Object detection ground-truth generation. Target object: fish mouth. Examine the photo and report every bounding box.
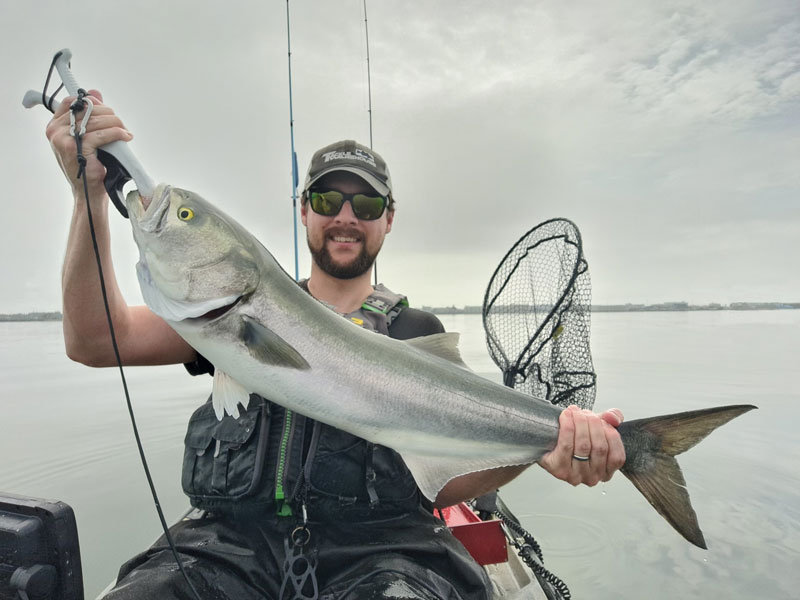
[129,185,171,233]
[192,295,245,322]
[141,186,172,233]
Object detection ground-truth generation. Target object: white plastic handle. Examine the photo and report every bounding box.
[53,49,80,96]
[22,48,156,202]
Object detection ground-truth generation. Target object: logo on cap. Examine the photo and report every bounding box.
[321,148,377,168]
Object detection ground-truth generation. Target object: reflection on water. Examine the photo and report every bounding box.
[2,312,799,599]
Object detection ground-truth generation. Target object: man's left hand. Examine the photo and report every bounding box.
[539,405,626,486]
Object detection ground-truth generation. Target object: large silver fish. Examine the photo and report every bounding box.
[127,184,754,549]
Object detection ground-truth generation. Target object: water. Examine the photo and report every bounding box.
[2,312,799,599]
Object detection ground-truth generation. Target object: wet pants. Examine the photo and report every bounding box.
[101,509,491,600]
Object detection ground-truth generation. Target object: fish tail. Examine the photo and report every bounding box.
[618,404,756,549]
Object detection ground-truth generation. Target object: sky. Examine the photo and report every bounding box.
[1,0,798,313]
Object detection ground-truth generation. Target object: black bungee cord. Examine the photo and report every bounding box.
[46,62,204,600]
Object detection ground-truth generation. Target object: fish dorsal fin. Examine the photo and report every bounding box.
[212,370,251,420]
[404,332,470,369]
[241,315,310,370]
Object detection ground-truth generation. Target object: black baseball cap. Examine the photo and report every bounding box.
[304,140,392,196]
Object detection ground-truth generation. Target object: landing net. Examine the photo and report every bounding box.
[482,218,595,409]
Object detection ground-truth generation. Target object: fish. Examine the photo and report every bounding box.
[126,184,755,549]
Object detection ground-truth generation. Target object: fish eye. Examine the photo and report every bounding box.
[177,207,195,221]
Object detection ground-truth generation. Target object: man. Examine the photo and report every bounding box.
[46,93,625,599]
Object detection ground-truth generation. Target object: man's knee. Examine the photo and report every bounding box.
[320,554,471,600]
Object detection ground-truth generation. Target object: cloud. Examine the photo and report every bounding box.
[1,0,798,312]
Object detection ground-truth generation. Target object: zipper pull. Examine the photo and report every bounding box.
[300,500,308,527]
[276,498,293,517]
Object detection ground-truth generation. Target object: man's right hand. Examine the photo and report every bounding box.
[45,90,133,201]
[49,91,196,368]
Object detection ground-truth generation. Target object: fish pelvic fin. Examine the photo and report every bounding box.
[212,370,251,420]
[241,315,310,370]
[619,404,757,549]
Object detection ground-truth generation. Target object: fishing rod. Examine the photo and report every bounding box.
[363,0,374,151]
[362,0,381,287]
[286,0,300,281]
[283,2,380,285]
[23,49,202,600]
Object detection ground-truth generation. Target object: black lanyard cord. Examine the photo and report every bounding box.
[42,52,65,113]
[70,93,203,600]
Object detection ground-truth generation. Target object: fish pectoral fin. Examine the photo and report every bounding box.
[240,315,310,370]
[212,370,252,420]
[404,333,470,369]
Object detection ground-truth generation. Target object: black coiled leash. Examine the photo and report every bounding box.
[493,508,572,600]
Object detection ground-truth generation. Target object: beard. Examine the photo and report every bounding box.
[307,228,380,279]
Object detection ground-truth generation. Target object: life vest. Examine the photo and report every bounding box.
[342,283,409,335]
[181,284,431,521]
[292,281,420,520]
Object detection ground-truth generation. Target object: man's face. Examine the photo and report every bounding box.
[301,171,394,279]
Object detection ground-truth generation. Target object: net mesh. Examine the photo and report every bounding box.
[482,218,595,409]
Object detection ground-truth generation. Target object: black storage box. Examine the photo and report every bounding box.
[0,493,83,600]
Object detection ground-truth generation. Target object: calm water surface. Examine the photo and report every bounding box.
[1,311,798,599]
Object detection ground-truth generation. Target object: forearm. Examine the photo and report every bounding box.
[61,190,130,365]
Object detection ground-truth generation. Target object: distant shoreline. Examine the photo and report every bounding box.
[424,302,800,314]
[0,312,63,322]
[3,302,799,322]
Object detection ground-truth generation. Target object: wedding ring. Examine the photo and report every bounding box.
[572,454,590,462]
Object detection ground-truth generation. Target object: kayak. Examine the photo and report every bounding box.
[440,500,564,600]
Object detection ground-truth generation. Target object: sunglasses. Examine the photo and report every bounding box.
[308,189,388,221]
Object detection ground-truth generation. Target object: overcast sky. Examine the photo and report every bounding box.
[2,0,798,313]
